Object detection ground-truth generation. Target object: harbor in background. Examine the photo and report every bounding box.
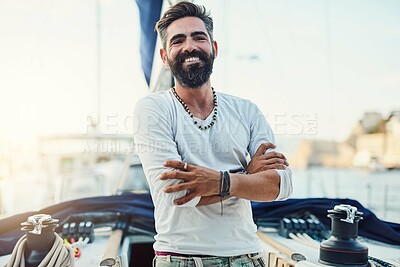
[292,167,400,223]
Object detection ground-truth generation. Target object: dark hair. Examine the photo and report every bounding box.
[155,1,213,49]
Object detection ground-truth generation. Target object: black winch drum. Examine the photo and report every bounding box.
[319,204,369,266]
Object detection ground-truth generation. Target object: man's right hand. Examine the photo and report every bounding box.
[160,160,221,205]
[246,142,289,173]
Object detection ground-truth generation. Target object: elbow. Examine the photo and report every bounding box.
[274,168,293,201]
[268,172,281,201]
[271,183,281,201]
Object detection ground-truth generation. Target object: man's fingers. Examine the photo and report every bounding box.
[259,152,286,160]
[261,154,289,165]
[163,160,185,169]
[260,158,287,166]
[160,170,193,181]
[261,163,287,170]
[275,163,287,170]
[253,159,288,170]
[163,160,193,171]
[164,181,194,193]
[254,142,276,157]
[173,191,197,205]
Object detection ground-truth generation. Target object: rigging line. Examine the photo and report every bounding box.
[220,0,231,92]
[95,0,101,129]
[281,0,297,67]
[324,0,341,192]
[9,0,57,71]
[253,0,287,86]
[278,0,297,114]
[324,0,335,135]
[252,0,289,114]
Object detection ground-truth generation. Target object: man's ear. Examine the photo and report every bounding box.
[212,40,218,59]
[160,48,170,68]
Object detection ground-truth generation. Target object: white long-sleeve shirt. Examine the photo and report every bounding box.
[133,89,292,256]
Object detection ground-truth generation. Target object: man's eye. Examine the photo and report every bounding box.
[171,40,183,45]
[195,37,206,41]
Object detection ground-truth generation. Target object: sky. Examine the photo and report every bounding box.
[203,0,400,141]
[0,0,399,148]
[0,0,399,218]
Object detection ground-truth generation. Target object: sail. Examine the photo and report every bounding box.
[135,0,163,86]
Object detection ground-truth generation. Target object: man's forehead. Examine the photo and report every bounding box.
[166,16,208,38]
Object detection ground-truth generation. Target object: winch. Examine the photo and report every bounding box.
[319,204,369,266]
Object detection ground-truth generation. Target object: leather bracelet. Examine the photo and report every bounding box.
[218,171,230,198]
[222,171,231,197]
[218,171,231,216]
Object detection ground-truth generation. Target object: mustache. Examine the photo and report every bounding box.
[175,50,208,63]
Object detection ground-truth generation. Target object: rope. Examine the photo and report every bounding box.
[5,233,75,267]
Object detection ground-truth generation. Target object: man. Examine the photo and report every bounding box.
[133,2,293,266]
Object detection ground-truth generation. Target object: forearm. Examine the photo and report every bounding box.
[230,170,281,202]
[161,160,292,206]
[200,170,282,205]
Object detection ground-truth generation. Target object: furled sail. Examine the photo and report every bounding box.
[135,0,163,86]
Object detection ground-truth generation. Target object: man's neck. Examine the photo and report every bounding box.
[174,81,215,120]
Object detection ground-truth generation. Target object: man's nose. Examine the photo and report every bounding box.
[183,39,197,52]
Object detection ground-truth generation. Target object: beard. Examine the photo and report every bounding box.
[167,49,214,89]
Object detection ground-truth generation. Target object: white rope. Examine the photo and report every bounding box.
[5,233,75,267]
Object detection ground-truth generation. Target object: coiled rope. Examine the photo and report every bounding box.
[5,214,74,267]
[5,233,74,267]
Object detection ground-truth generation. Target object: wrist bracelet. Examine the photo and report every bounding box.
[218,171,231,216]
[218,171,230,198]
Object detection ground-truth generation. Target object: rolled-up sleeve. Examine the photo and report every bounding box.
[133,96,200,207]
[247,101,293,201]
[275,168,293,200]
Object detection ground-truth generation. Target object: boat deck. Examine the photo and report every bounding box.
[1,229,398,267]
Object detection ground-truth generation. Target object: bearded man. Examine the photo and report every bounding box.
[133,2,293,266]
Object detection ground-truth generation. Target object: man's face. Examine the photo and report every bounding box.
[161,16,218,88]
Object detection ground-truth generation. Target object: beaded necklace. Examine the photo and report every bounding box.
[172,87,218,130]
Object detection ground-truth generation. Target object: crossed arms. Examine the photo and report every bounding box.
[133,96,293,207]
[161,142,291,206]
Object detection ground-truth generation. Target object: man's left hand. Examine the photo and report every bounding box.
[247,142,289,173]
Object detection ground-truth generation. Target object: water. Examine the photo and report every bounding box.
[292,167,400,223]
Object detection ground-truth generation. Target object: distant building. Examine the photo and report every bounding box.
[386,111,400,135]
[290,111,400,170]
[289,140,354,169]
[351,111,400,169]
[347,112,386,148]
[384,111,400,169]
[353,133,385,169]
[359,112,386,134]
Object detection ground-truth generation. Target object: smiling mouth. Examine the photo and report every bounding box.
[185,57,200,63]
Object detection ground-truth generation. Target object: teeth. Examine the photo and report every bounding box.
[185,57,200,62]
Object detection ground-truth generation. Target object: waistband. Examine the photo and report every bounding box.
[154,251,262,259]
[155,251,215,258]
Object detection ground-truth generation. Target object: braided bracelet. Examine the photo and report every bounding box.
[218,171,231,216]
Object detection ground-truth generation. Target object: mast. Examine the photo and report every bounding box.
[93,0,101,131]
